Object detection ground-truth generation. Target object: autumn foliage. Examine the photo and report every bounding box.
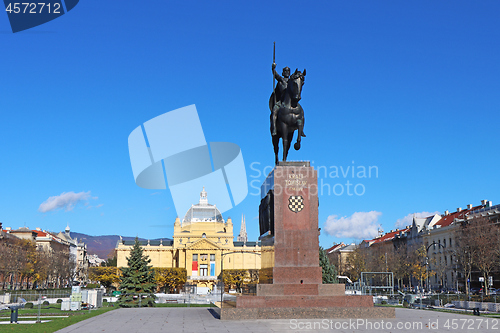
[153,268,187,293]
[88,267,120,289]
[222,269,259,292]
[0,238,74,289]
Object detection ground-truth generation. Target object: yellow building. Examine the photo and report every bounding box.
[116,188,261,292]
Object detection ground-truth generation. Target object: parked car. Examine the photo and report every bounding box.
[470,287,480,295]
[487,288,498,295]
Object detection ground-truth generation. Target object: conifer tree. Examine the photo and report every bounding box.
[320,246,338,284]
[118,238,156,307]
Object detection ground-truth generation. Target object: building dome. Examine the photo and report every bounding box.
[182,187,224,223]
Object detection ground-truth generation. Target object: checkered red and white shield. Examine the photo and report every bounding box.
[288,195,304,213]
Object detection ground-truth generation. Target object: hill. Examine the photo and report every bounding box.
[70,232,171,259]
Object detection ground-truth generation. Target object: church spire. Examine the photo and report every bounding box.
[237,214,248,243]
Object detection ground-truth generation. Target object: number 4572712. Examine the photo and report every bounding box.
[5,3,61,14]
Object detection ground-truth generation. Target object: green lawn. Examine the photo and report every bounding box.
[0,304,117,333]
[1,304,74,317]
[0,302,212,332]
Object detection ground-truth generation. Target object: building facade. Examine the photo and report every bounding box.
[56,226,89,283]
[1,225,89,288]
[326,242,356,276]
[116,189,261,293]
[357,199,497,292]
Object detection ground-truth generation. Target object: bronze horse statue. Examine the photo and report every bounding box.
[269,69,306,164]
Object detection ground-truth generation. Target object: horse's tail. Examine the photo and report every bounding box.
[269,92,276,112]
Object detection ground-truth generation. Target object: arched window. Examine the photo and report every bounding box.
[202,233,206,238]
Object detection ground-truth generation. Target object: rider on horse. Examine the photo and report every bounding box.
[271,63,306,137]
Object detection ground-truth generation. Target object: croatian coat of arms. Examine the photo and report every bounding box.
[288,195,304,213]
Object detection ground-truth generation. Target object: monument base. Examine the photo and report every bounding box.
[228,163,394,320]
[215,303,395,320]
[257,283,344,296]
[214,283,395,320]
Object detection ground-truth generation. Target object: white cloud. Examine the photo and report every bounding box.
[323,211,382,239]
[38,191,96,213]
[395,211,440,228]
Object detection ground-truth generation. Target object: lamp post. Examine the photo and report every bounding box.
[426,241,446,293]
[425,256,429,294]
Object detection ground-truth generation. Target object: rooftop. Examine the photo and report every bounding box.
[182,188,223,224]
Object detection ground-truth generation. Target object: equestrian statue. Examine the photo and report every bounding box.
[269,45,306,164]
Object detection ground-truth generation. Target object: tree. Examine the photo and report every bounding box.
[89,267,120,290]
[153,268,187,293]
[102,257,117,267]
[17,240,35,288]
[222,269,247,292]
[455,228,474,294]
[33,248,50,288]
[221,269,259,292]
[387,248,409,290]
[117,238,156,307]
[0,239,19,289]
[411,245,434,290]
[103,249,117,267]
[319,246,338,284]
[456,217,500,295]
[345,247,366,282]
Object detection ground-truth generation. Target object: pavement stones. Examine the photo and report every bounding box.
[54,307,500,332]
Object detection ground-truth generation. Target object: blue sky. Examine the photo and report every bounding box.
[1,1,499,249]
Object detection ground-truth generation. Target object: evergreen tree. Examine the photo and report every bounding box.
[319,246,338,284]
[118,238,156,307]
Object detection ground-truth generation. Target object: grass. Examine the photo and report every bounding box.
[0,304,75,317]
[0,304,117,333]
[0,302,212,332]
[0,303,210,333]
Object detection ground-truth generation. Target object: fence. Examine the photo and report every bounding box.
[0,290,71,304]
[155,292,222,305]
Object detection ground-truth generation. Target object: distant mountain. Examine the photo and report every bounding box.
[70,232,171,260]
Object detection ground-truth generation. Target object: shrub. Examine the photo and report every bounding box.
[86,283,100,289]
[42,301,50,306]
[57,299,63,304]
[381,300,387,305]
[403,301,409,308]
[103,299,108,303]
[25,302,34,308]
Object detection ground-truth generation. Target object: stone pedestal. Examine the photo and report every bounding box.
[259,162,321,286]
[216,162,394,320]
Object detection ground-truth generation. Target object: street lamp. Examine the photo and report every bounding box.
[426,241,446,293]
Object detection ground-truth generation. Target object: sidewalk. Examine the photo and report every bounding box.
[55,307,500,332]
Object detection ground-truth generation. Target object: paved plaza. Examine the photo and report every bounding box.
[54,307,500,333]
